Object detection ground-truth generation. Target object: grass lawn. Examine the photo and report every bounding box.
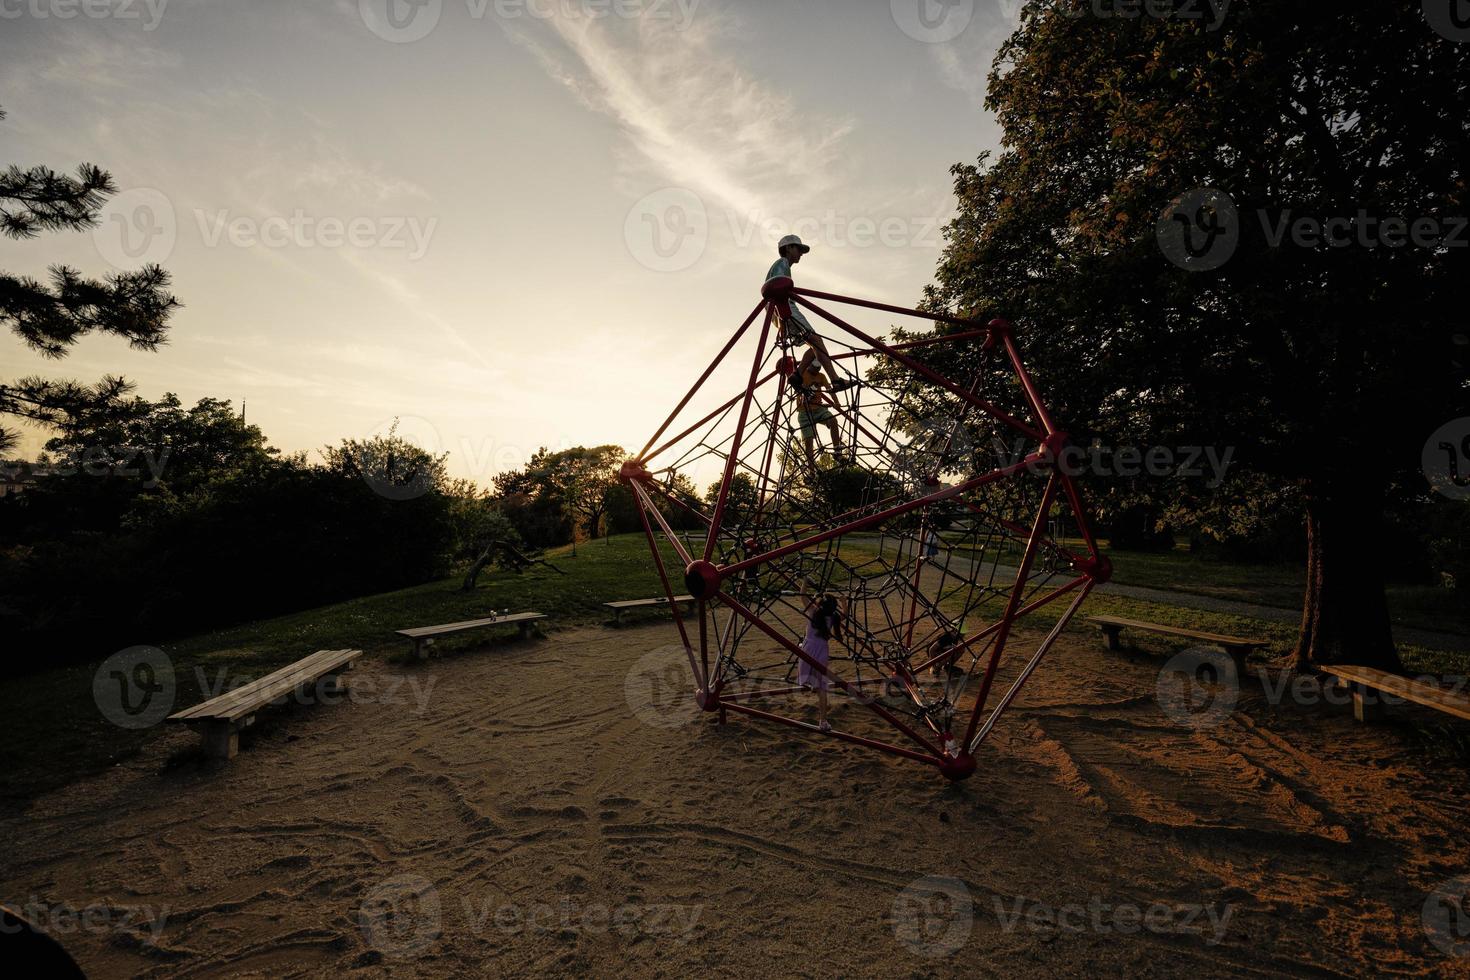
[2,532,1465,811]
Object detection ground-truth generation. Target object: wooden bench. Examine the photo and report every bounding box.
[168,648,362,760]
[1089,615,1268,670]
[604,595,695,625]
[396,612,546,660]
[1318,663,1470,724]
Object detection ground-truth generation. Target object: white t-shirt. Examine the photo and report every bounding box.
[765,257,813,332]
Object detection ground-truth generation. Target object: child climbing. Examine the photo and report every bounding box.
[799,591,844,733]
[927,629,966,678]
[791,348,846,468]
[765,235,857,393]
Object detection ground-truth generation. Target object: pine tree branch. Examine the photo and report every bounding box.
[0,265,179,358]
[0,162,115,239]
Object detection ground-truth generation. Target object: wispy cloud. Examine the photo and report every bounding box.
[926,3,1018,105]
[502,9,854,249]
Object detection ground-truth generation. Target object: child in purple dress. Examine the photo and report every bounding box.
[800,594,842,732]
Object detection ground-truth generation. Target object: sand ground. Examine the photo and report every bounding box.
[4,623,1470,978]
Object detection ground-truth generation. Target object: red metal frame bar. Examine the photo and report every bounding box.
[794,293,1043,440]
[638,300,766,461]
[704,308,774,561]
[720,700,942,768]
[721,452,1044,580]
[793,287,983,330]
[969,583,1093,751]
[961,473,1059,748]
[641,365,783,469]
[624,285,1106,779]
[716,589,946,760]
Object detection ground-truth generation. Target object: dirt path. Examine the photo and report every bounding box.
[3,625,1469,977]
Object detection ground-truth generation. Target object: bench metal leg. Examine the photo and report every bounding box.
[414,638,431,661]
[518,622,533,640]
[1099,625,1123,652]
[202,721,239,760]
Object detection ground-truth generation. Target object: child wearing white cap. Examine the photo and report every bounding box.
[764,234,856,393]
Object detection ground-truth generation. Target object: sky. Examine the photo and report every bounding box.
[1,0,1017,486]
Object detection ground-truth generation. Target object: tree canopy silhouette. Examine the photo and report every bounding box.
[0,105,180,454]
[926,1,1469,669]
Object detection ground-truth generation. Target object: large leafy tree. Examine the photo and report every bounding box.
[41,393,274,497]
[0,105,180,453]
[927,1,1469,669]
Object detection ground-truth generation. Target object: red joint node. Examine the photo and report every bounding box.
[778,356,798,377]
[1076,555,1113,584]
[684,560,722,600]
[696,688,721,712]
[761,276,794,301]
[1041,431,1069,463]
[619,460,650,484]
[983,318,1013,351]
[939,752,976,781]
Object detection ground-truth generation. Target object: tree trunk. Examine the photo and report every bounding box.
[460,545,494,592]
[1295,481,1402,671]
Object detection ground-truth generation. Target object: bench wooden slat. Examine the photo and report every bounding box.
[604,596,694,611]
[1088,615,1266,649]
[169,648,356,721]
[396,613,545,640]
[169,649,362,724]
[1319,664,1470,723]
